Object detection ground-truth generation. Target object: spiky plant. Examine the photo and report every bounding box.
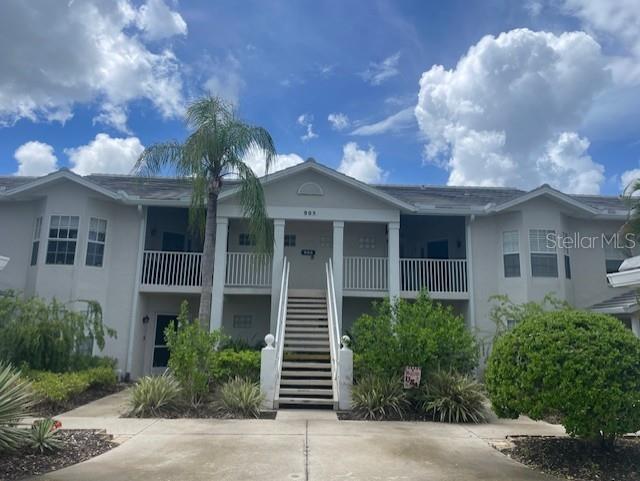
[351,376,409,421]
[0,362,33,452]
[129,372,182,417]
[28,418,64,453]
[420,370,488,424]
[135,96,276,322]
[216,377,263,418]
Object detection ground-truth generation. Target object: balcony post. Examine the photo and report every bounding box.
[465,215,476,331]
[388,221,400,301]
[210,216,229,332]
[270,219,286,333]
[332,221,344,331]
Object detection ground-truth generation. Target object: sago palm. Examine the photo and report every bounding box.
[135,96,275,323]
[0,362,33,452]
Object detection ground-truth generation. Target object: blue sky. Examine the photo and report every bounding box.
[0,0,639,195]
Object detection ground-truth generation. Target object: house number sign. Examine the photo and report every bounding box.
[303,210,317,216]
[301,249,316,259]
[403,366,422,389]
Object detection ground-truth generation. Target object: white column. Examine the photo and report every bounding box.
[332,221,344,330]
[465,215,476,331]
[125,205,146,378]
[338,343,353,410]
[210,217,228,331]
[388,221,400,301]
[260,334,277,409]
[632,314,640,338]
[270,219,286,333]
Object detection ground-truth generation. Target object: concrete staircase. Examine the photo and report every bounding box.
[276,295,336,408]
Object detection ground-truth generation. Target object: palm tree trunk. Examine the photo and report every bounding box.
[198,183,219,325]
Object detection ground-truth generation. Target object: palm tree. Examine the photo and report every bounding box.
[624,179,640,235]
[135,96,275,323]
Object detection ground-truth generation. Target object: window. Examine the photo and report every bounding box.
[238,233,256,246]
[30,217,42,266]
[529,229,558,277]
[359,236,376,249]
[46,215,79,265]
[86,218,107,267]
[284,234,296,247]
[502,231,520,278]
[507,319,518,329]
[604,242,626,274]
[233,314,252,329]
[564,255,572,279]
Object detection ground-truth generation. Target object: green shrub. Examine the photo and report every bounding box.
[485,310,640,446]
[129,372,182,417]
[28,366,115,403]
[164,301,224,407]
[216,377,263,418]
[80,366,117,388]
[351,376,409,420]
[28,418,63,453]
[0,363,34,452]
[0,292,116,372]
[211,349,260,383]
[419,370,488,424]
[352,293,478,379]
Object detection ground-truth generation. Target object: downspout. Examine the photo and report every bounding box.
[125,205,147,379]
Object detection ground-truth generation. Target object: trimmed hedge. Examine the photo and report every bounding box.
[211,349,260,383]
[28,367,117,403]
[485,310,640,445]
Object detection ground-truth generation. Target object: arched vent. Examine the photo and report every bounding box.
[297,182,324,196]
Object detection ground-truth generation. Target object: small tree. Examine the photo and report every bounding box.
[352,293,478,379]
[485,310,640,448]
[164,301,224,407]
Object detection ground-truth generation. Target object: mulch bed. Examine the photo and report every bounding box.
[501,436,640,481]
[34,383,128,418]
[0,430,117,481]
[122,401,277,420]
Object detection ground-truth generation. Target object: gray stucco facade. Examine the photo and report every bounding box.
[0,160,633,377]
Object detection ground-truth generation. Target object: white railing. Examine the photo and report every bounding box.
[400,258,468,293]
[344,256,388,291]
[225,252,272,287]
[141,250,202,287]
[325,259,340,406]
[274,258,290,405]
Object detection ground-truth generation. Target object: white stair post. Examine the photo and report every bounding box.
[338,337,353,410]
[270,219,286,334]
[260,334,277,409]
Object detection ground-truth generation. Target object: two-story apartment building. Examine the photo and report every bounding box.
[0,159,633,383]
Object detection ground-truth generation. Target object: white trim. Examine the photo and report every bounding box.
[126,206,146,376]
[465,216,476,330]
[607,268,640,288]
[490,185,600,216]
[2,170,121,201]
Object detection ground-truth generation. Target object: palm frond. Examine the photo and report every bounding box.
[622,179,640,235]
[133,142,184,176]
[224,122,276,175]
[185,96,233,132]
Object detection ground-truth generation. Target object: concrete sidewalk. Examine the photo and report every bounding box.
[34,400,564,481]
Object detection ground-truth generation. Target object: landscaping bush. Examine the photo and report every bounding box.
[216,377,263,418]
[419,370,488,424]
[352,293,478,379]
[0,363,33,452]
[485,310,640,446]
[164,301,224,407]
[28,366,116,404]
[211,349,260,383]
[0,291,116,372]
[28,418,63,453]
[351,376,409,420]
[129,372,182,417]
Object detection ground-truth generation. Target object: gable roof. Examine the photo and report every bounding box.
[488,184,603,216]
[590,289,639,314]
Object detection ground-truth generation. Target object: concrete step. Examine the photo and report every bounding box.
[282,361,331,369]
[285,339,329,346]
[284,353,331,361]
[278,397,335,406]
[285,331,328,338]
[284,345,330,352]
[279,388,333,396]
[281,370,332,378]
[279,378,333,386]
[287,321,328,327]
[286,314,328,319]
[286,326,328,332]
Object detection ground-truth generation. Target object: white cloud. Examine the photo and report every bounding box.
[137,0,187,41]
[621,168,640,193]
[243,149,304,177]
[203,55,245,107]
[328,113,349,131]
[0,0,186,132]
[338,142,386,183]
[65,134,144,176]
[298,113,318,141]
[416,28,610,194]
[14,141,58,176]
[361,52,401,85]
[563,0,640,85]
[351,107,415,136]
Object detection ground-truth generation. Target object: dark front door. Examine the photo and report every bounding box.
[427,240,449,259]
[152,314,176,370]
[162,232,185,252]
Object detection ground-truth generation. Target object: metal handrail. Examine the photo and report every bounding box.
[274,257,290,401]
[325,258,340,405]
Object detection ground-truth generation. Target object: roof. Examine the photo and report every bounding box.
[590,290,639,314]
[0,162,628,217]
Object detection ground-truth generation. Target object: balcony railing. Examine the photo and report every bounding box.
[225,252,272,287]
[400,258,467,294]
[344,256,389,291]
[141,251,272,289]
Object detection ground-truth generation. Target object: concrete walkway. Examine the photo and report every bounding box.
[32,393,565,481]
